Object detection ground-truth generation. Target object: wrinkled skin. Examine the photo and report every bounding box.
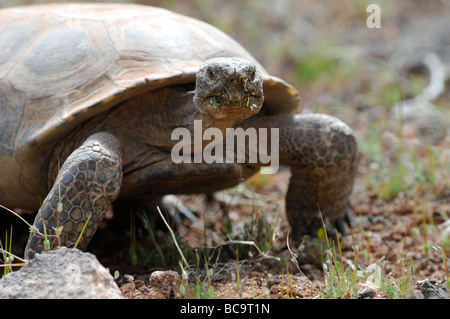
[25,57,357,259]
[194,57,264,120]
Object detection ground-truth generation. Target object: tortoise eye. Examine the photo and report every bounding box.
[250,70,256,81]
[207,68,216,79]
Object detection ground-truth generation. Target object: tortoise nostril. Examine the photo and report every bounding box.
[227,75,241,87]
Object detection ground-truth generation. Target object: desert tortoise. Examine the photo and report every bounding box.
[0,3,358,259]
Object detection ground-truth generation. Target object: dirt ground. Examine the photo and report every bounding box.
[1,0,449,299]
[114,167,449,299]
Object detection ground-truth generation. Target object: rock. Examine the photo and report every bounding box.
[118,270,181,299]
[357,287,376,299]
[146,286,169,299]
[420,279,448,299]
[149,270,181,299]
[0,248,123,299]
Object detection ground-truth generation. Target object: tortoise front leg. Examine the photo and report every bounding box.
[240,114,358,239]
[24,132,122,259]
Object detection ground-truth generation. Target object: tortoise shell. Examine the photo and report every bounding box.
[0,3,301,208]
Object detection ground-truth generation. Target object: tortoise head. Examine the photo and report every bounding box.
[193,57,264,121]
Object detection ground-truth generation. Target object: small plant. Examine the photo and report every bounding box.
[320,238,360,298]
[73,213,92,249]
[135,207,197,270]
[219,182,281,260]
[317,205,419,299]
[129,210,137,265]
[178,259,214,299]
[137,210,167,267]
[0,226,27,278]
[0,227,13,276]
[357,214,372,261]
[242,207,281,254]
[234,244,242,298]
[358,120,449,201]
[281,257,294,299]
[432,244,450,289]
[0,204,59,252]
[0,186,92,259]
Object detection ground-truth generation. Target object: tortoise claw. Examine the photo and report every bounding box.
[290,212,351,241]
[334,217,348,236]
[334,209,353,236]
[344,208,352,226]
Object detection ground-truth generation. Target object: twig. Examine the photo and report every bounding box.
[392,51,446,120]
[286,231,314,286]
[0,204,32,228]
[0,263,27,268]
[157,206,189,268]
[73,213,92,249]
[0,248,27,263]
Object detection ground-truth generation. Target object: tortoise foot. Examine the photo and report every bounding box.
[290,209,352,241]
[282,114,358,240]
[24,132,122,259]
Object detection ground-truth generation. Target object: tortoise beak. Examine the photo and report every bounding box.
[193,93,263,121]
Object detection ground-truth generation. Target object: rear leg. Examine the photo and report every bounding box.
[24,132,122,259]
